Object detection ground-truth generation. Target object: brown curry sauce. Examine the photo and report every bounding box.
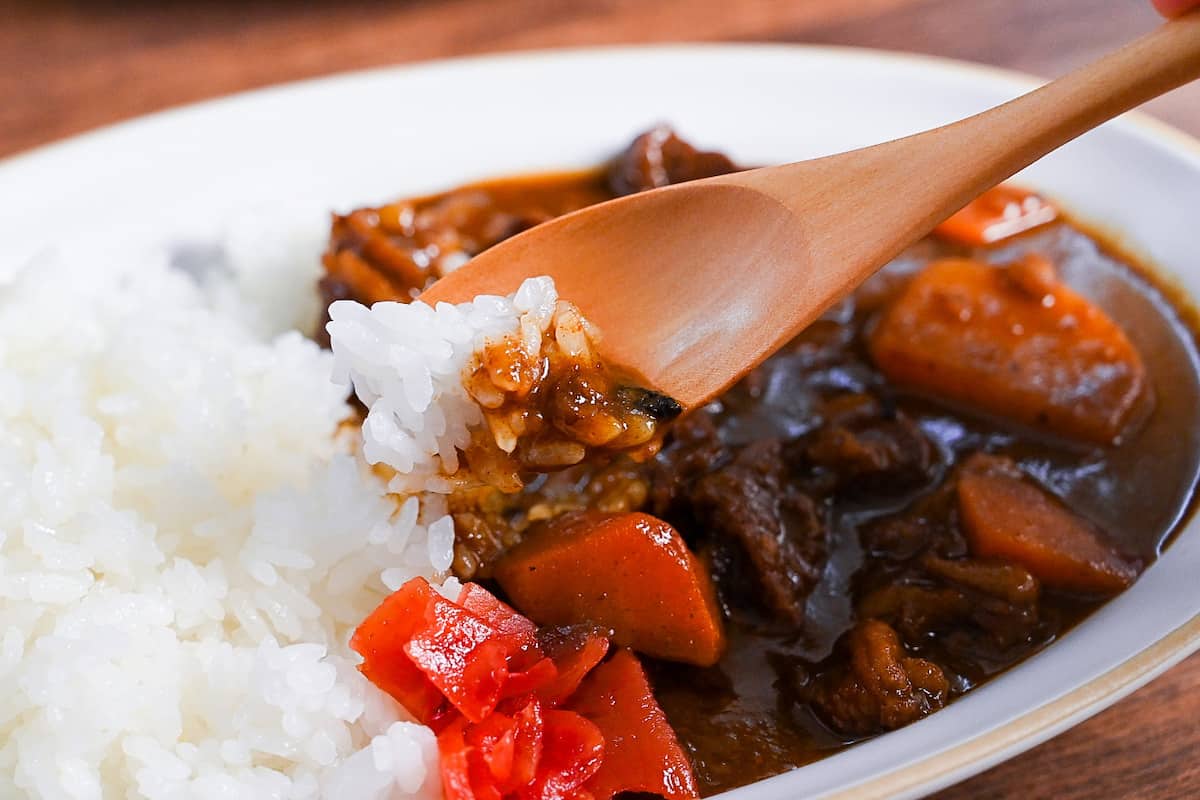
[320,128,1200,795]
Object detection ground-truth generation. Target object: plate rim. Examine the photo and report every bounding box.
[825,615,1200,799]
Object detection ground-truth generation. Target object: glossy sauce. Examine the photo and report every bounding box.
[318,134,1200,795]
[647,218,1200,792]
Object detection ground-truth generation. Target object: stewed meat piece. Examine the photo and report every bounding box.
[793,410,937,495]
[608,126,738,196]
[809,619,949,735]
[688,440,828,624]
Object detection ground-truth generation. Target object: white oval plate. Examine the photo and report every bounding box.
[2,45,1199,800]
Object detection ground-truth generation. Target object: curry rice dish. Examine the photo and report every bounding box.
[2,127,1196,800]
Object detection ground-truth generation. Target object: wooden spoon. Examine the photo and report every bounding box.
[421,13,1200,410]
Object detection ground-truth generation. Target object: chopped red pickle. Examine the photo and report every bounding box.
[352,578,697,800]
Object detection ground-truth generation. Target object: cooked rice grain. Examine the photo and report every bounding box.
[0,249,442,799]
[327,276,559,494]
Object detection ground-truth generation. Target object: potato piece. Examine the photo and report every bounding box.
[957,455,1139,594]
[868,256,1147,443]
[494,512,725,666]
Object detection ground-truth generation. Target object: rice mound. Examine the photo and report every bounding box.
[0,246,452,799]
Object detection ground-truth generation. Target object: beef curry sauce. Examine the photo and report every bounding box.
[323,129,1200,795]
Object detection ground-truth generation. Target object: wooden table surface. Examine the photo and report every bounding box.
[5,0,1198,797]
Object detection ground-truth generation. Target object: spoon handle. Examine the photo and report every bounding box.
[735,12,1200,288]
[925,10,1200,199]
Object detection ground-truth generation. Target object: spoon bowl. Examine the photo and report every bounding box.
[423,180,801,407]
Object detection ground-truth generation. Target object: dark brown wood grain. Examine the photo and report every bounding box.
[4,1,1198,798]
[934,651,1200,800]
[3,0,1198,158]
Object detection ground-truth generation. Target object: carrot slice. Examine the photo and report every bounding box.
[494,512,725,666]
[568,649,699,800]
[933,184,1058,246]
[957,455,1139,594]
[868,256,1148,444]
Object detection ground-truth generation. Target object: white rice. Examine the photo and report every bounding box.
[0,243,456,799]
[327,276,559,494]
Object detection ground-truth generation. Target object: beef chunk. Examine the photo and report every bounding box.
[859,478,966,562]
[689,440,827,624]
[318,174,610,320]
[858,556,1041,651]
[860,516,938,561]
[608,126,738,196]
[922,556,1042,648]
[856,583,973,642]
[921,555,1039,607]
[809,620,948,736]
[794,410,936,495]
[647,411,728,517]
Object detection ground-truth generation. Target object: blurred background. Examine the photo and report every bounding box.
[3,0,1198,798]
[3,0,1198,157]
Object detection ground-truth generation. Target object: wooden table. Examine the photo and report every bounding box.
[4,0,1198,797]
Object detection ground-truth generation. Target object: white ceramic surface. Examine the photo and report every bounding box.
[2,45,1198,800]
